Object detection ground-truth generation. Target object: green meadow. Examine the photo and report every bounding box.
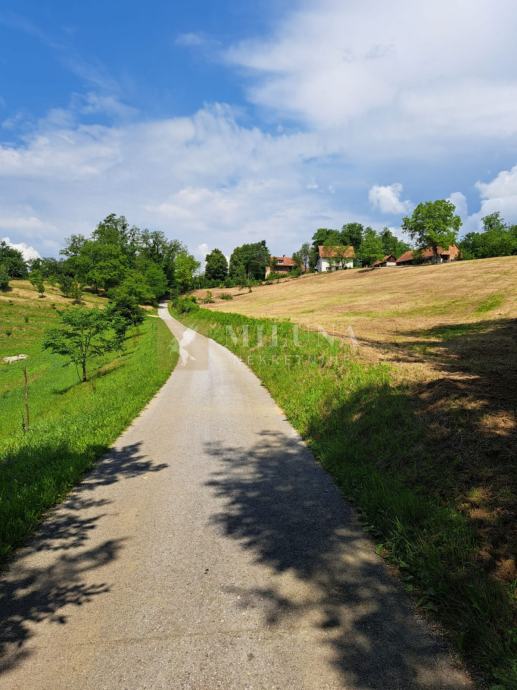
[0,291,176,561]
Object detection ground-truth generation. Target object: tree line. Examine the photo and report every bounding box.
[2,202,517,300]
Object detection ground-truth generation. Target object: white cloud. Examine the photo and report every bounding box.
[447,192,468,219]
[226,0,517,153]
[463,165,517,230]
[0,105,362,256]
[368,183,411,214]
[1,236,41,261]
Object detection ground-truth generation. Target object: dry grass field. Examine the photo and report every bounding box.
[195,257,517,584]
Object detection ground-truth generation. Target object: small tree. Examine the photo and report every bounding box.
[402,200,462,261]
[43,307,123,382]
[30,272,46,298]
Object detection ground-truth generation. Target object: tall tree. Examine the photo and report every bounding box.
[175,251,200,293]
[358,228,384,266]
[341,223,364,251]
[402,200,462,260]
[0,241,28,278]
[205,249,228,281]
[229,241,270,280]
[380,227,409,258]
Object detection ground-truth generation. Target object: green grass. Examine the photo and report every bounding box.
[0,300,177,561]
[476,293,505,314]
[173,304,516,689]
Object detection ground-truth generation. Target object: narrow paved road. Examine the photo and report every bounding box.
[0,306,472,689]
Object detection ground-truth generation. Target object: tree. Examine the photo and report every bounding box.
[229,241,270,280]
[29,271,46,298]
[380,227,409,258]
[205,249,228,281]
[460,212,517,259]
[138,261,168,300]
[293,243,311,272]
[0,241,28,278]
[341,223,364,251]
[402,200,462,261]
[0,264,10,291]
[175,251,200,293]
[358,228,385,266]
[43,307,123,382]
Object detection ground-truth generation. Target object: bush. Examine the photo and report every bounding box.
[175,297,200,313]
[219,292,233,301]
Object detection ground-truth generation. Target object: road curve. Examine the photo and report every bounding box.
[0,305,472,690]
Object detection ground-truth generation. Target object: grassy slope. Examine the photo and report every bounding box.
[196,258,517,584]
[176,259,517,687]
[0,282,177,561]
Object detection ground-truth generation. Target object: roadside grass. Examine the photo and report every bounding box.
[173,304,517,688]
[0,297,176,562]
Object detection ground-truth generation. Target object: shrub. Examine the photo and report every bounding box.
[200,291,215,304]
[175,297,200,313]
[219,292,234,301]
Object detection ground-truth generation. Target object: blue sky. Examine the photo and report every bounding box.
[1,0,517,260]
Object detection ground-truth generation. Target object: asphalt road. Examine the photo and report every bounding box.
[0,305,473,689]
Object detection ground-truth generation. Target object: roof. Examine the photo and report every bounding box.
[271,255,296,267]
[372,254,397,267]
[318,245,355,259]
[396,250,415,263]
[396,245,460,263]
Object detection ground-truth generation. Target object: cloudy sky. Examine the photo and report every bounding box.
[1,0,517,260]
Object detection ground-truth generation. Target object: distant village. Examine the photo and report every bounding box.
[266,243,460,277]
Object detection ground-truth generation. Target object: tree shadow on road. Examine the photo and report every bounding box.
[204,431,470,689]
[0,441,168,677]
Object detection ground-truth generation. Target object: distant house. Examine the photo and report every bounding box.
[372,254,397,268]
[396,245,460,266]
[315,245,355,272]
[265,255,297,277]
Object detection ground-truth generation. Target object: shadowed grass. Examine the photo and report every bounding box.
[173,304,516,689]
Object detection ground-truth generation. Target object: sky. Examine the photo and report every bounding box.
[1,0,517,261]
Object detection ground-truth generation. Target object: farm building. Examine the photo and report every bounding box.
[396,245,460,265]
[316,245,355,272]
[372,254,397,268]
[265,255,297,277]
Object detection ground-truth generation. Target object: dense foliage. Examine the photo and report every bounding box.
[305,224,409,268]
[402,200,462,258]
[27,214,198,299]
[229,240,270,280]
[460,212,517,259]
[205,248,228,281]
[0,240,28,278]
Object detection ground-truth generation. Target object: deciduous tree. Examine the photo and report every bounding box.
[402,200,461,261]
[43,307,124,382]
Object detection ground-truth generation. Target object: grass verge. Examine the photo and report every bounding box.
[172,304,516,689]
[1,306,176,562]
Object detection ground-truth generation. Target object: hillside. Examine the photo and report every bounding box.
[0,280,175,561]
[195,257,517,585]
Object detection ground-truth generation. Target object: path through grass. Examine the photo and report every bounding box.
[174,304,516,689]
